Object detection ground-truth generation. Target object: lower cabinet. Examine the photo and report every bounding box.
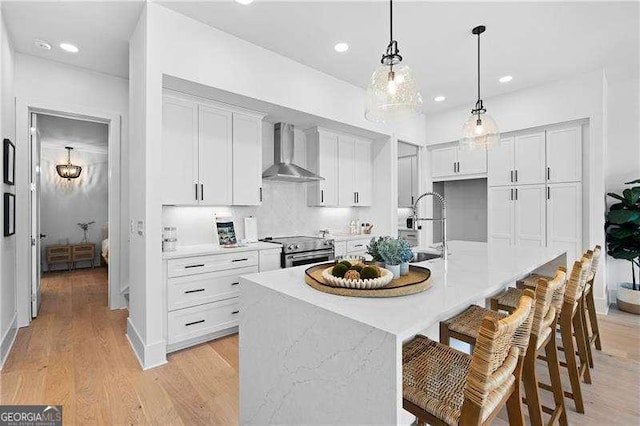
[168,298,240,346]
[399,229,419,247]
[335,237,372,260]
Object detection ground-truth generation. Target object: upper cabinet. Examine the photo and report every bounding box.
[161,91,265,206]
[513,132,546,185]
[546,126,582,183]
[398,155,418,208]
[487,137,514,186]
[431,145,486,180]
[307,128,373,207]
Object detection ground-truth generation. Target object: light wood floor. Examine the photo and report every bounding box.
[1,269,638,425]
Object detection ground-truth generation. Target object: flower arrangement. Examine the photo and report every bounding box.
[367,236,390,262]
[378,238,408,266]
[77,221,95,244]
[399,239,415,263]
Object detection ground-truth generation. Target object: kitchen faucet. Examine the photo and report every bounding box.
[411,192,447,262]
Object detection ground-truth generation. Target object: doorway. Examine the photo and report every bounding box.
[16,100,123,326]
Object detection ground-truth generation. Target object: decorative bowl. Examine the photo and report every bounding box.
[321,266,394,289]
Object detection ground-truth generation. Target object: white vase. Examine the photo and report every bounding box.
[386,263,401,279]
[617,282,640,315]
[400,262,410,275]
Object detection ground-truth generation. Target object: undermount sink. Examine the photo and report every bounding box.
[411,252,442,263]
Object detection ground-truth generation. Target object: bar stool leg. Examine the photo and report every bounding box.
[586,289,602,350]
[439,322,450,345]
[522,346,544,426]
[560,319,585,413]
[579,299,594,369]
[573,307,592,384]
[506,383,525,426]
[546,331,568,426]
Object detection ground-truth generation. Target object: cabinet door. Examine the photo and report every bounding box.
[488,186,515,246]
[431,146,457,178]
[457,146,487,175]
[198,105,233,206]
[546,126,582,183]
[162,96,199,205]
[547,183,582,263]
[514,184,546,247]
[398,156,413,208]
[354,138,372,206]
[488,136,514,187]
[318,132,339,206]
[232,113,262,205]
[514,132,546,185]
[338,137,356,207]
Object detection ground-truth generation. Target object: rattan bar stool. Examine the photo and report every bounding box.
[403,292,535,426]
[440,269,568,426]
[581,245,602,368]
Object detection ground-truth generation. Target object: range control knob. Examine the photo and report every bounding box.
[287,244,295,251]
[294,244,300,249]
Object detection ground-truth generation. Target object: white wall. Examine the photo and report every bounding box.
[13,53,130,319]
[40,144,108,270]
[605,75,640,298]
[424,70,608,312]
[0,11,17,368]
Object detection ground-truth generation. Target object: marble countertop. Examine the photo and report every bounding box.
[162,241,281,260]
[241,241,566,340]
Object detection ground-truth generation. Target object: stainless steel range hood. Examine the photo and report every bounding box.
[262,123,324,182]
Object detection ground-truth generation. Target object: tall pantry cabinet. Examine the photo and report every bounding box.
[487,125,582,262]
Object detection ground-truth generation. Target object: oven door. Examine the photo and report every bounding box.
[283,249,335,268]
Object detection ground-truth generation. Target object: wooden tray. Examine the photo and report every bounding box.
[304,263,432,298]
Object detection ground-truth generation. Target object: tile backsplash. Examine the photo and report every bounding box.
[162,180,373,246]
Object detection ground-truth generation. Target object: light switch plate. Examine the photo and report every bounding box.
[137,220,145,237]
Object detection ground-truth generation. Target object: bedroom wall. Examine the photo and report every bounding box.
[40,142,108,271]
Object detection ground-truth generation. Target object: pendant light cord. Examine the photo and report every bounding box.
[477,31,481,103]
[389,0,393,42]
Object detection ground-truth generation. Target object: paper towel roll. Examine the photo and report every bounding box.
[244,217,258,243]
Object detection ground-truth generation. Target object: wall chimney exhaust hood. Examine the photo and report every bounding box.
[262,123,324,183]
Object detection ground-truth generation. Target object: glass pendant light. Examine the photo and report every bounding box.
[460,25,500,150]
[56,146,82,180]
[365,0,422,123]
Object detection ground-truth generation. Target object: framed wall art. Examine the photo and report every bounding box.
[4,192,15,236]
[3,138,15,185]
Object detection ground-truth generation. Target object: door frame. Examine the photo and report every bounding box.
[16,98,124,327]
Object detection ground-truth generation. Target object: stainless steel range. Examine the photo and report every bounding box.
[262,236,335,268]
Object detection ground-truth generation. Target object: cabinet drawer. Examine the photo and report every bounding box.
[167,251,259,278]
[168,266,257,311]
[347,239,369,253]
[167,298,239,345]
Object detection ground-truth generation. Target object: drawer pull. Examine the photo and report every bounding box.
[353,244,364,248]
[231,310,240,315]
[232,258,249,263]
[184,288,205,294]
[231,282,240,286]
[184,264,205,269]
[185,319,205,327]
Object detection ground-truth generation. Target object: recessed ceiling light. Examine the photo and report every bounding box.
[499,75,513,83]
[34,40,51,50]
[59,43,79,53]
[434,95,446,102]
[334,42,349,53]
[234,0,254,4]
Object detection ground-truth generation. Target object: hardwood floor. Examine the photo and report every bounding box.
[1,269,638,425]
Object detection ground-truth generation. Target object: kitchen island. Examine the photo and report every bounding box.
[239,241,566,425]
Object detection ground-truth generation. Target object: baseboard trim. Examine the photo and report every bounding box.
[595,296,609,315]
[126,318,167,370]
[0,313,18,370]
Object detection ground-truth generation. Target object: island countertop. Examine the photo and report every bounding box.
[241,240,566,340]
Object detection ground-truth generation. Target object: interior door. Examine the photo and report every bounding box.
[30,113,42,318]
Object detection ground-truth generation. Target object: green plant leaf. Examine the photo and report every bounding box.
[623,188,640,205]
[607,192,625,202]
[607,210,640,224]
[625,179,640,185]
[608,248,640,261]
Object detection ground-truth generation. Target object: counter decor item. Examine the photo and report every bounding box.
[244,217,258,243]
[367,236,390,267]
[77,221,95,243]
[399,240,414,275]
[304,262,431,298]
[162,226,177,252]
[378,237,411,278]
[216,216,237,247]
[606,178,640,314]
[321,259,393,289]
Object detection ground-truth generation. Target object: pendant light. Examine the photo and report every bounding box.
[56,146,82,180]
[460,25,499,150]
[365,0,422,123]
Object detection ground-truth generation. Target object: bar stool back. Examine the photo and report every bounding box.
[581,245,602,368]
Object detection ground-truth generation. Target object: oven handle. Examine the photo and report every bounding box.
[287,250,334,261]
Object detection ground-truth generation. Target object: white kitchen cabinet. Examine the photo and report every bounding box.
[431,146,457,179]
[487,137,514,187]
[198,105,233,206]
[338,136,356,206]
[259,249,282,271]
[546,126,582,183]
[306,129,339,207]
[162,95,199,205]
[232,113,263,205]
[547,182,582,263]
[399,229,419,247]
[514,185,546,247]
[431,145,486,180]
[488,186,515,246]
[353,138,373,206]
[513,132,546,185]
[398,155,418,208]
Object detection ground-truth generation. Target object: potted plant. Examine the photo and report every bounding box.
[399,239,414,276]
[367,236,390,267]
[378,238,405,278]
[605,179,640,314]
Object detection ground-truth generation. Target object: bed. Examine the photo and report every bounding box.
[101,224,109,265]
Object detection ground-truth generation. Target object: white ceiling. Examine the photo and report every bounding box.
[160,0,639,113]
[38,114,109,154]
[2,0,144,78]
[2,1,637,114]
